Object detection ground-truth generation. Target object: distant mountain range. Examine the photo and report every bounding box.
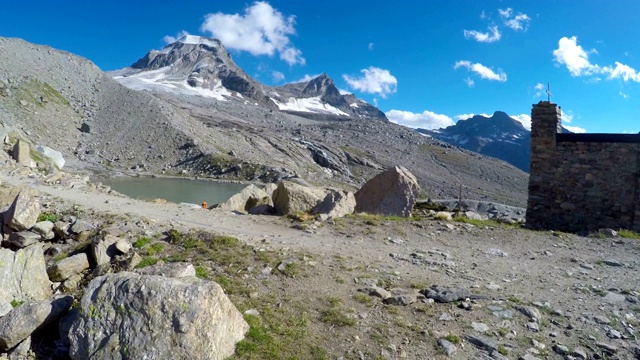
[418,111,572,172]
[111,35,387,121]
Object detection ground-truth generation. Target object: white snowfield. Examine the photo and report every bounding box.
[271,96,348,116]
[113,66,234,101]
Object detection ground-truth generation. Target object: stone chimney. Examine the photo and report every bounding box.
[529,101,561,170]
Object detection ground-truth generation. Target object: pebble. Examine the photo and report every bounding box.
[552,344,569,355]
[439,313,454,321]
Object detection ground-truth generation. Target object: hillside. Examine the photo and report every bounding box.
[0,37,529,206]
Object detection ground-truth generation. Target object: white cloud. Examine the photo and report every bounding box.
[533,82,545,98]
[454,60,507,82]
[465,77,475,87]
[510,114,532,130]
[563,125,586,133]
[200,1,305,65]
[455,113,490,121]
[603,62,640,82]
[499,8,530,31]
[368,42,374,50]
[343,67,398,98]
[620,90,630,99]
[163,30,190,45]
[272,71,285,82]
[560,109,574,123]
[553,36,601,76]
[463,26,501,43]
[386,110,454,130]
[480,10,486,19]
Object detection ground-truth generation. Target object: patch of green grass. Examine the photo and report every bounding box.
[279,262,299,277]
[37,212,58,223]
[326,297,342,307]
[618,229,640,239]
[134,257,158,269]
[347,213,410,223]
[453,216,520,228]
[195,265,210,279]
[443,334,460,345]
[353,293,373,305]
[146,242,165,256]
[318,309,356,327]
[10,299,24,308]
[334,276,345,284]
[497,345,509,356]
[132,237,151,248]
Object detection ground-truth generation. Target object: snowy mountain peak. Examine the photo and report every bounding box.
[175,35,220,47]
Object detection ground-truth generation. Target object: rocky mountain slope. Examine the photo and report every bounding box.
[419,112,532,172]
[0,36,529,206]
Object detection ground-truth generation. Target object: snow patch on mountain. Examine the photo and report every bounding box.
[272,96,348,116]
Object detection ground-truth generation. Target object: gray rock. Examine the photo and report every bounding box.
[271,181,326,215]
[593,315,610,324]
[31,220,55,240]
[602,259,624,267]
[6,335,31,359]
[354,166,420,217]
[595,342,617,354]
[485,248,508,257]
[217,184,271,212]
[3,188,40,232]
[53,221,72,238]
[471,322,489,333]
[437,338,457,356]
[311,190,356,219]
[439,313,455,321]
[516,306,542,322]
[0,244,52,317]
[33,144,65,169]
[465,335,498,352]
[68,272,248,360]
[47,253,90,282]
[70,219,94,234]
[114,238,131,254]
[572,347,587,360]
[420,284,471,303]
[0,296,73,351]
[7,231,41,248]
[598,228,617,238]
[359,286,392,299]
[603,291,627,304]
[382,294,417,306]
[526,322,539,332]
[90,234,120,267]
[248,204,276,215]
[11,140,30,166]
[552,344,569,355]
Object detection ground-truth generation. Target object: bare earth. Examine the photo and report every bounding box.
[3,167,640,360]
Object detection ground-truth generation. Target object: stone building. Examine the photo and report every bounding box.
[526,101,640,232]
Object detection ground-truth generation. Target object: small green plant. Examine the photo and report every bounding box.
[280,262,299,277]
[497,328,509,337]
[327,297,342,307]
[195,265,210,279]
[335,276,345,284]
[132,237,151,248]
[37,212,58,223]
[497,345,509,356]
[10,299,24,308]
[353,293,372,305]
[146,242,165,256]
[135,257,158,269]
[444,334,460,345]
[618,229,640,239]
[318,309,356,327]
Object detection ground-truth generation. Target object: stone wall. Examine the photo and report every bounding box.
[526,101,640,232]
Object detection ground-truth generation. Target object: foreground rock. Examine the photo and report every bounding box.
[68,272,249,360]
[0,245,52,317]
[354,166,420,217]
[3,187,40,232]
[272,181,326,215]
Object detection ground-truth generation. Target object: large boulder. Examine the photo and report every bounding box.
[67,272,248,360]
[11,139,30,166]
[216,184,272,212]
[272,181,326,215]
[3,188,40,232]
[33,145,65,169]
[7,231,41,248]
[0,245,52,317]
[90,234,121,267]
[0,296,73,351]
[354,166,420,217]
[311,190,356,219]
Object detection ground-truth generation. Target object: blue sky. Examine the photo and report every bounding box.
[2,1,640,133]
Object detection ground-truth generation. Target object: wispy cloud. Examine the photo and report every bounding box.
[272,71,285,82]
[463,26,501,43]
[455,113,490,121]
[454,60,507,82]
[343,67,398,98]
[510,114,532,130]
[163,30,190,45]
[499,8,531,31]
[619,91,630,99]
[563,125,587,133]
[554,36,640,82]
[368,42,374,50]
[200,1,305,65]
[386,110,454,130]
[465,77,475,87]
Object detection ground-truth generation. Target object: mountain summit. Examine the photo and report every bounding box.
[111,35,386,120]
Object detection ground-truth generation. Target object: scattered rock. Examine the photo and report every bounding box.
[383,294,417,306]
[465,335,498,352]
[437,338,457,356]
[471,322,489,333]
[217,184,271,212]
[7,231,41,248]
[3,188,40,232]
[603,291,627,304]
[31,220,55,240]
[311,190,356,219]
[90,234,121,267]
[47,253,90,282]
[354,166,420,217]
[272,181,326,215]
[421,285,471,303]
[11,140,31,166]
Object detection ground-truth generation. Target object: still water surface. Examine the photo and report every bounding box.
[99,177,247,206]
